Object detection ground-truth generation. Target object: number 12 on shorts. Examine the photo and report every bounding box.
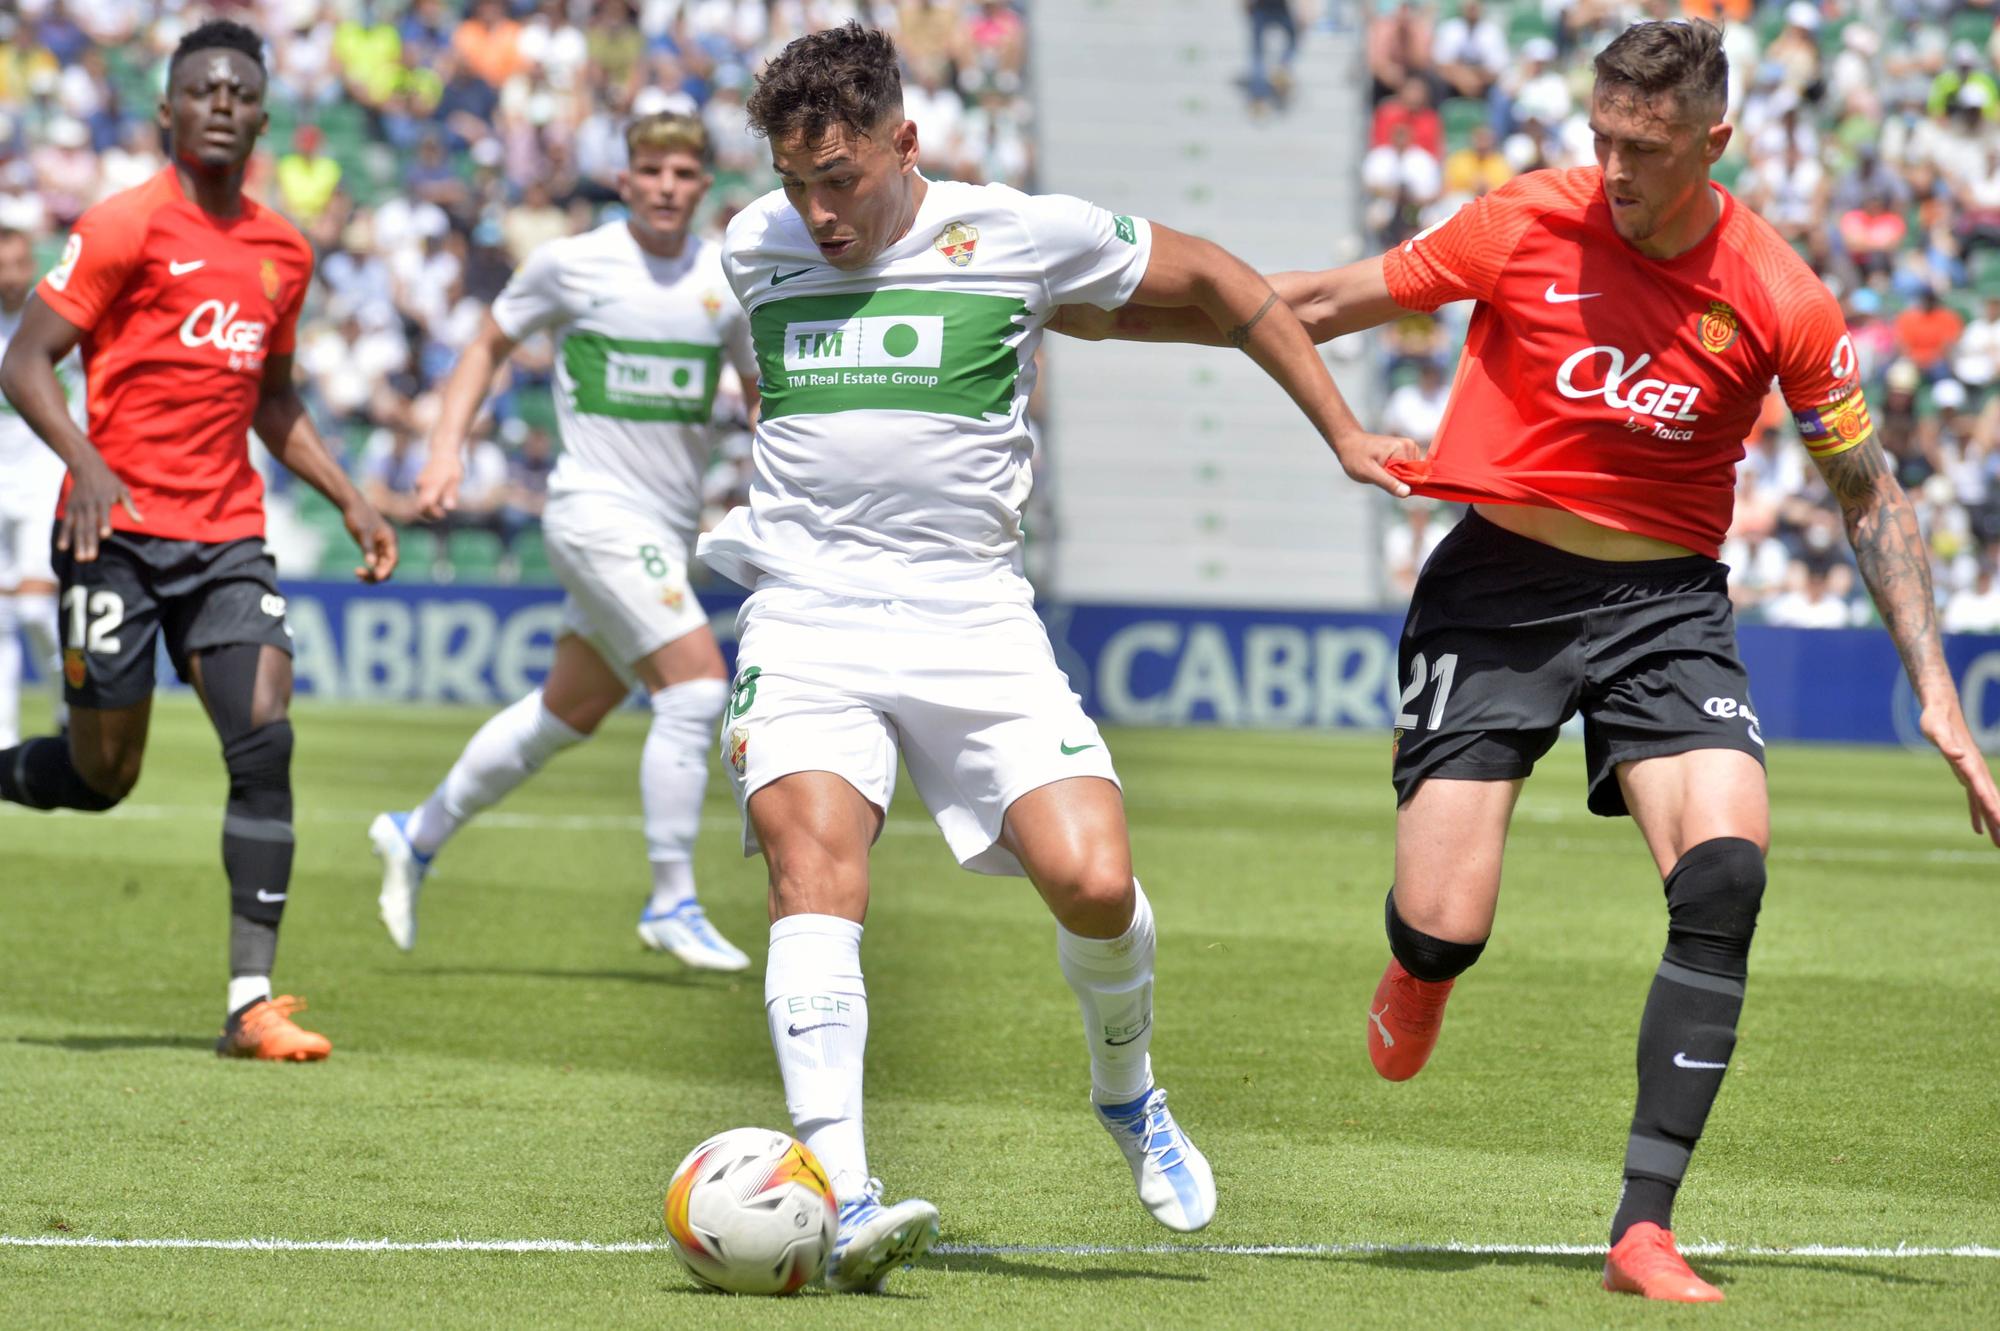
[62,587,125,653]
[1395,651,1458,730]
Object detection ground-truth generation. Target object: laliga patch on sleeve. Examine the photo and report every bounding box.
[46,233,82,292]
[1113,214,1136,245]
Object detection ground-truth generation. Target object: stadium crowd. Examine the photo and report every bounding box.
[0,0,1031,582]
[1367,0,2000,631]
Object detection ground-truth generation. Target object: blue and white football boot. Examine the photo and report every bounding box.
[368,811,432,952]
[636,899,751,972]
[825,1178,940,1293]
[1096,1085,1216,1231]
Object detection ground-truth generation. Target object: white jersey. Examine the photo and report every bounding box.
[0,303,81,501]
[699,179,1153,603]
[491,221,755,538]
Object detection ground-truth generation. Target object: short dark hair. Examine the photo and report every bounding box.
[1593,19,1728,123]
[0,225,29,252]
[168,19,267,83]
[746,22,903,145]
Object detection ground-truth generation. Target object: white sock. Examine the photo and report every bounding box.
[766,913,870,1204]
[646,858,696,916]
[641,676,728,881]
[0,597,19,748]
[1058,879,1157,1106]
[227,974,272,1014]
[407,691,587,857]
[16,592,59,721]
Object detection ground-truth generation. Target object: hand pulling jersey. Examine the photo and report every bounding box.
[1381,166,1870,558]
[489,221,756,538]
[700,178,1153,602]
[36,167,314,543]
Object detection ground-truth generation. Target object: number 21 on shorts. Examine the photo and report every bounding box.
[1395,651,1458,730]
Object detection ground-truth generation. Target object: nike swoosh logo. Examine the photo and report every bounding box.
[787,1022,846,1037]
[1060,742,1097,756]
[1672,1051,1727,1070]
[255,889,287,903]
[770,266,818,286]
[169,260,206,276]
[1544,283,1600,303]
[1104,1016,1151,1047]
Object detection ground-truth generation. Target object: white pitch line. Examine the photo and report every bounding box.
[4,801,1995,865]
[2,1235,1995,1260]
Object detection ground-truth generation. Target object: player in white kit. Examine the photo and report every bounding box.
[369,114,756,970]
[710,26,1416,1292]
[0,228,76,747]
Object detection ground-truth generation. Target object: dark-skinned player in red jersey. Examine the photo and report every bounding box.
[1057,19,2000,1304]
[0,20,397,1061]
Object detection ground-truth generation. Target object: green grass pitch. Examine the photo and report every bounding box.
[2,694,1996,1328]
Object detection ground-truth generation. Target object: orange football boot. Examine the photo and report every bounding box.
[1366,958,1454,1081]
[215,995,332,1062]
[1603,1222,1724,1302]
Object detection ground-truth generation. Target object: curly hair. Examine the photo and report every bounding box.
[746,22,904,145]
[169,19,267,83]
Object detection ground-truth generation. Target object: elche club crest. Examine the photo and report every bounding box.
[934,220,978,267]
[1696,300,1738,354]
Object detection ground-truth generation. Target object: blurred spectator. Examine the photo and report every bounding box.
[1433,0,1507,105]
[1443,122,1512,201]
[1372,77,1443,158]
[1382,359,1450,452]
[276,125,341,226]
[1367,2,1433,106]
[1364,121,1441,248]
[1764,560,1858,629]
[1837,192,1906,278]
[1383,501,1455,603]
[1894,288,1965,380]
[1958,297,2000,389]
[1945,557,2000,633]
[454,0,527,89]
[1244,0,1299,117]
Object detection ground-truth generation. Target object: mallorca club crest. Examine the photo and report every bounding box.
[727,726,750,775]
[261,259,281,302]
[1696,300,1739,354]
[63,647,86,689]
[934,220,979,267]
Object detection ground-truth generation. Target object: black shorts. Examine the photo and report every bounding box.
[1390,511,1765,818]
[53,531,294,710]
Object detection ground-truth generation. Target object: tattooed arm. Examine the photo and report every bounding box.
[1095,223,1416,496]
[1815,437,2000,843]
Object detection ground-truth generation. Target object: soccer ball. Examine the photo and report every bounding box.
[664,1127,839,1295]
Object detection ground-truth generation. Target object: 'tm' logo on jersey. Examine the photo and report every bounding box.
[781,316,945,372]
[564,333,723,423]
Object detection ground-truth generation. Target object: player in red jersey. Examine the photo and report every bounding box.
[1061,19,1999,1303]
[0,20,397,1061]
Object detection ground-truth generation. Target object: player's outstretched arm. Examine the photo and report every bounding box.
[0,296,139,562]
[419,312,520,520]
[255,355,398,583]
[1816,437,2000,843]
[1053,256,1413,347]
[1128,225,1416,496]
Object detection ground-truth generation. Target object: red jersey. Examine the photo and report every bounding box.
[1380,166,1870,558]
[38,168,313,543]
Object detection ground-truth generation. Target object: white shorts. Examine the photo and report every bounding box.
[722,586,1119,877]
[0,457,63,588]
[542,489,710,685]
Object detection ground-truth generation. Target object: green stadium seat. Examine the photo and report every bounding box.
[511,386,560,433]
[1440,97,1488,150]
[445,528,505,583]
[1506,9,1555,45]
[514,527,553,583]
[1972,249,2000,298]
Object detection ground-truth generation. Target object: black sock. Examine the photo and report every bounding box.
[0,737,120,811]
[1612,839,1763,1245]
[222,722,295,965]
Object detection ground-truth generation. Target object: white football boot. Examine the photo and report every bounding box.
[1096,1085,1216,1231]
[368,811,431,952]
[637,899,751,972]
[825,1179,939,1293]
